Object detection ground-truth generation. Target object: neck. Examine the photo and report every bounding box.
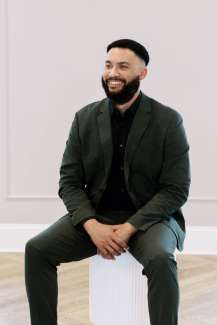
[114,89,140,113]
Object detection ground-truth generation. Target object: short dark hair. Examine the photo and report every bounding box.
[107,39,150,66]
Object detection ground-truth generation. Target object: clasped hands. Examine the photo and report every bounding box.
[86,220,137,260]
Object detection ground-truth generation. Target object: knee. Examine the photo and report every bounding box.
[25,238,41,259]
[152,253,176,266]
[24,239,43,274]
[142,253,177,276]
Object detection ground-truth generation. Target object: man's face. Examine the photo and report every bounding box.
[101,48,147,104]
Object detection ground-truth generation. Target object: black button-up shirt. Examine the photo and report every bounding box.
[78,91,142,227]
[97,91,142,212]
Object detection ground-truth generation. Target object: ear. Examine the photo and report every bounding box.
[139,67,148,80]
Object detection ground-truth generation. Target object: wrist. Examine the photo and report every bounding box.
[83,218,99,231]
[124,222,137,235]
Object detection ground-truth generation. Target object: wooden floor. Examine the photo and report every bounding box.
[0,253,216,325]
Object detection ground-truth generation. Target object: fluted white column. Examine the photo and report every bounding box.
[89,251,150,325]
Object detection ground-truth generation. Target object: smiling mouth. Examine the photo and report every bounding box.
[107,80,124,87]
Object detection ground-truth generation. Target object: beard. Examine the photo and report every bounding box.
[101,75,140,104]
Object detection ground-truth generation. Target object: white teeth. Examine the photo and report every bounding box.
[109,81,122,85]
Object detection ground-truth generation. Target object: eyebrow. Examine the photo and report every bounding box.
[105,60,130,65]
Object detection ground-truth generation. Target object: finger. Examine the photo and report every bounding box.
[112,235,129,250]
[98,247,115,260]
[112,225,122,231]
[102,249,115,260]
[109,240,126,254]
[105,244,120,257]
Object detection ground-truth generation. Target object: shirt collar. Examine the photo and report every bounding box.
[109,91,142,118]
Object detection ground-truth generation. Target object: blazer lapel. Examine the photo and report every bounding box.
[124,92,151,181]
[97,98,113,177]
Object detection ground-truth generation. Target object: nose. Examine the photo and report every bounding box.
[108,66,120,78]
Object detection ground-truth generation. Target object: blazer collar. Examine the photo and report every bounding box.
[97,91,151,179]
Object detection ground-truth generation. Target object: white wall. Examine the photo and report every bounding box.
[0,0,217,227]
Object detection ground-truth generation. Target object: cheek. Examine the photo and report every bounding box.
[123,71,133,80]
[102,72,109,81]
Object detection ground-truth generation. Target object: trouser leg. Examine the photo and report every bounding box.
[24,213,97,325]
[128,221,179,325]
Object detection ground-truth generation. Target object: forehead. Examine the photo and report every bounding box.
[105,47,138,64]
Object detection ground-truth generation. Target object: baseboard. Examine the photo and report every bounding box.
[0,224,49,252]
[182,226,217,255]
[0,224,217,255]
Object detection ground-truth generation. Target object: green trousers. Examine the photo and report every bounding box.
[25,211,179,325]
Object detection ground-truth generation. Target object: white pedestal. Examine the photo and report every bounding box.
[89,251,150,325]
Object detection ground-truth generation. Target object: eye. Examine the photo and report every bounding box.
[105,63,112,69]
[120,65,129,70]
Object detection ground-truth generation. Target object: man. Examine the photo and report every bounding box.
[25,39,191,325]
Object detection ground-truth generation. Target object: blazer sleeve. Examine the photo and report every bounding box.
[58,112,97,226]
[126,112,191,229]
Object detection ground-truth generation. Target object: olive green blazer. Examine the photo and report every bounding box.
[58,91,191,251]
